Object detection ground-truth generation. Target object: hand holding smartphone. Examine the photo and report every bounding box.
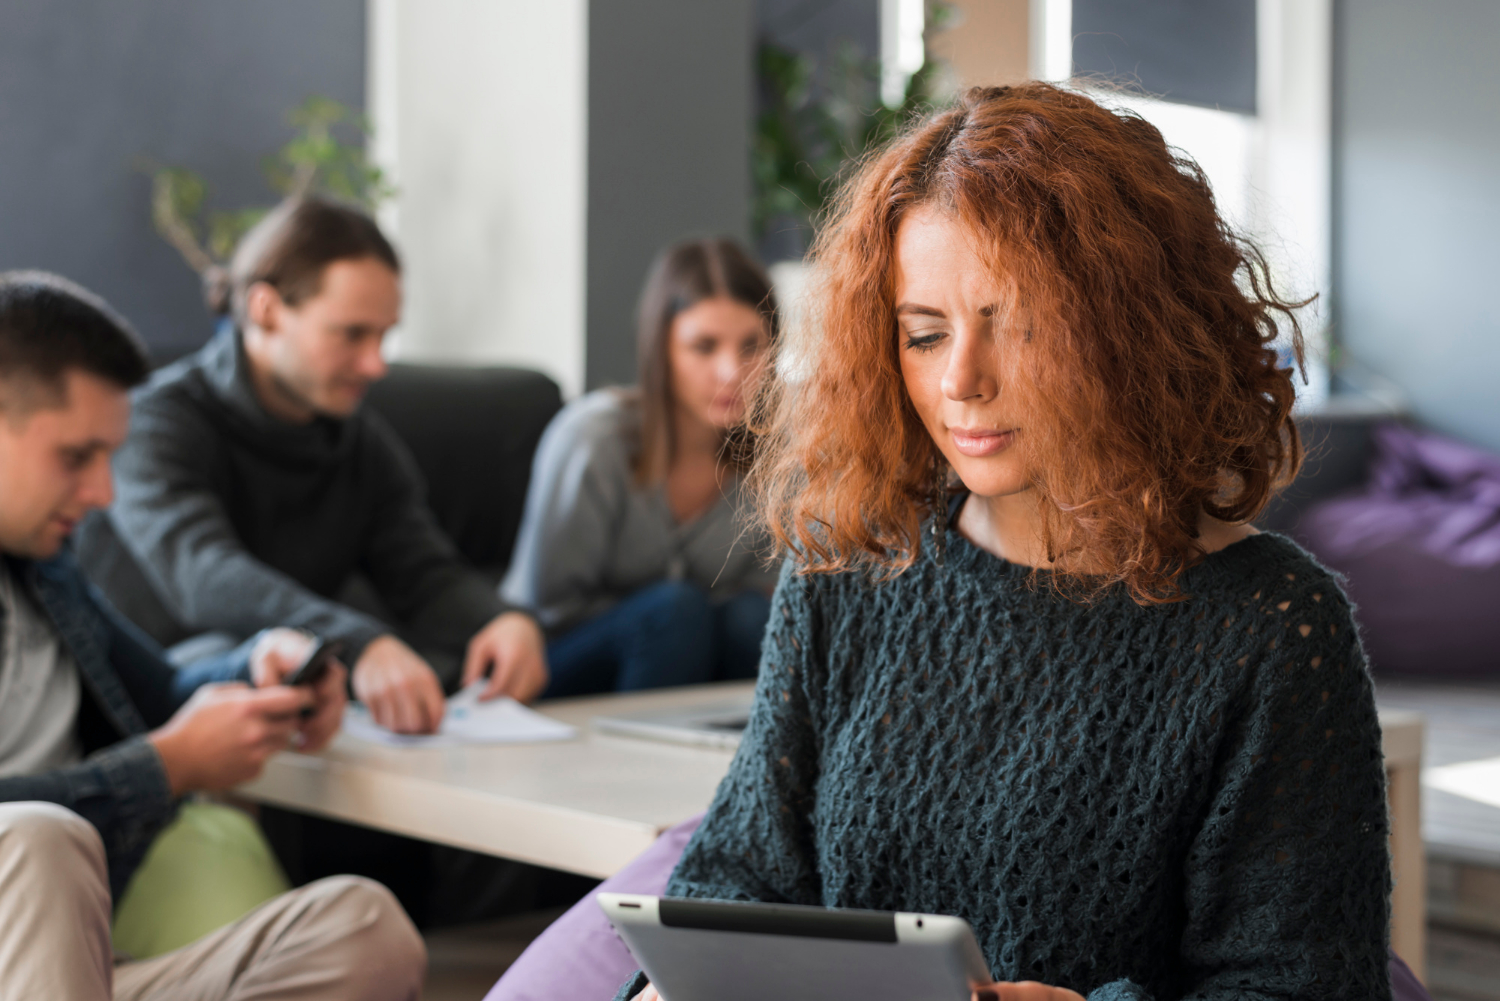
[281,637,345,716]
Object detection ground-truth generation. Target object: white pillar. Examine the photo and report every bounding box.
[1028,0,1071,81]
[367,0,589,399]
[1255,0,1333,408]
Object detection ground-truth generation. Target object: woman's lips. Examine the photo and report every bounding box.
[949,427,1017,458]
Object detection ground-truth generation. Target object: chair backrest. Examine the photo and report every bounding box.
[363,363,563,576]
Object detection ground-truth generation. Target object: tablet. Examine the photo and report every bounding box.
[598,893,991,1001]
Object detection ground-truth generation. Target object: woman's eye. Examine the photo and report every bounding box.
[903,332,945,353]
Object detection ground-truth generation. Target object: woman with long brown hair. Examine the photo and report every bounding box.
[619,84,1395,1000]
[501,237,778,696]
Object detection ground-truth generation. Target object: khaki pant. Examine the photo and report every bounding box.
[0,802,426,1001]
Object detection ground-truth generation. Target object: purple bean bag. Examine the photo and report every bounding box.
[483,814,704,1001]
[484,811,1431,1001]
[1300,422,1500,677]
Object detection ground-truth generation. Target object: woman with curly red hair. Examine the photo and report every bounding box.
[617,83,1395,1001]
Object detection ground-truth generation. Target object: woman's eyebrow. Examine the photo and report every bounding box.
[895,303,945,317]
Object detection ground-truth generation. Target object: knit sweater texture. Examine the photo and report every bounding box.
[618,528,1391,1000]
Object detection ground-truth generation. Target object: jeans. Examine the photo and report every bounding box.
[542,581,771,698]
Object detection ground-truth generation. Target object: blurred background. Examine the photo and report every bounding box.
[10,0,1478,416]
[2,2,1498,998]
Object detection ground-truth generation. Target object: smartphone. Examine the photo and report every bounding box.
[281,637,344,688]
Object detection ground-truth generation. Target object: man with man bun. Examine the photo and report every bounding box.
[86,197,547,735]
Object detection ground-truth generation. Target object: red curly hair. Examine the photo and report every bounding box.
[750,83,1306,604]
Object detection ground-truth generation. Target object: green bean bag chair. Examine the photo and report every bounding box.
[112,801,290,960]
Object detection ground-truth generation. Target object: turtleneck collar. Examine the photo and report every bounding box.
[194,319,353,466]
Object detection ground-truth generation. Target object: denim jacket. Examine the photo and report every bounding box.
[0,548,251,895]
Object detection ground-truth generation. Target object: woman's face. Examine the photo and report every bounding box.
[668,295,770,430]
[895,205,1030,500]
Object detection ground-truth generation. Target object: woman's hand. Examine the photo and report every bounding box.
[973,982,1086,1001]
[462,611,549,703]
[628,987,659,1001]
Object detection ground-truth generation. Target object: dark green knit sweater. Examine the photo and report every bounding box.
[620,528,1391,1000]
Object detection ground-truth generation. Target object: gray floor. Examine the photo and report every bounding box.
[422,907,566,1001]
[1376,679,1500,1001]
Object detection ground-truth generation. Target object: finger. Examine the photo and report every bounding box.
[251,629,316,686]
[522,655,549,702]
[418,672,446,733]
[461,641,488,689]
[312,661,347,702]
[486,648,524,700]
[260,708,303,739]
[244,684,315,717]
[389,687,422,734]
[299,710,338,752]
[481,646,511,700]
[259,647,302,686]
[300,665,347,750]
[197,680,250,698]
[398,670,439,734]
[990,982,1059,1001]
[505,650,546,703]
[251,719,300,760]
[367,687,400,732]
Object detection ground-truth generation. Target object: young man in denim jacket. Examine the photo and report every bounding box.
[0,272,425,1001]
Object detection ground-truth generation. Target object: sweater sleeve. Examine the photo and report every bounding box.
[357,416,514,673]
[0,736,175,898]
[665,560,824,904]
[613,560,822,1001]
[109,394,389,658]
[499,398,632,632]
[1091,580,1392,1001]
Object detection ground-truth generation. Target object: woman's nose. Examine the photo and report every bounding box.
[940,328,999,402]
[717,351,744,384]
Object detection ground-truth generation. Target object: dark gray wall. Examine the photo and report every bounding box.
[0,0,365,362]
[1072,0,1257,113]
[755,0,880,263]
[1334,0,1500,451]
[759,0,879,60]
[585,0,755,390]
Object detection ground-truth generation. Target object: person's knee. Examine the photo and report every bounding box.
[301,876,426,991]
[0,802,105,873]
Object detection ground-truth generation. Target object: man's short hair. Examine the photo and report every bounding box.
[0,271,150,411]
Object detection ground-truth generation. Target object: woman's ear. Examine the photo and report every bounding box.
[244,282,284,335]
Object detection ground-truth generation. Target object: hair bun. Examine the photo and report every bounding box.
[201,264,232,316]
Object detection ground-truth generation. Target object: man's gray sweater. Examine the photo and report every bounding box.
[94,326,516,687]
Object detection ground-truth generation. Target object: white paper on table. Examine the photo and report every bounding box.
[341,683,577,747]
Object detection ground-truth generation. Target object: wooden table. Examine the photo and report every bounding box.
[238,682,749,879]
[238,686,1427,976]
[1380,707,1427,980]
